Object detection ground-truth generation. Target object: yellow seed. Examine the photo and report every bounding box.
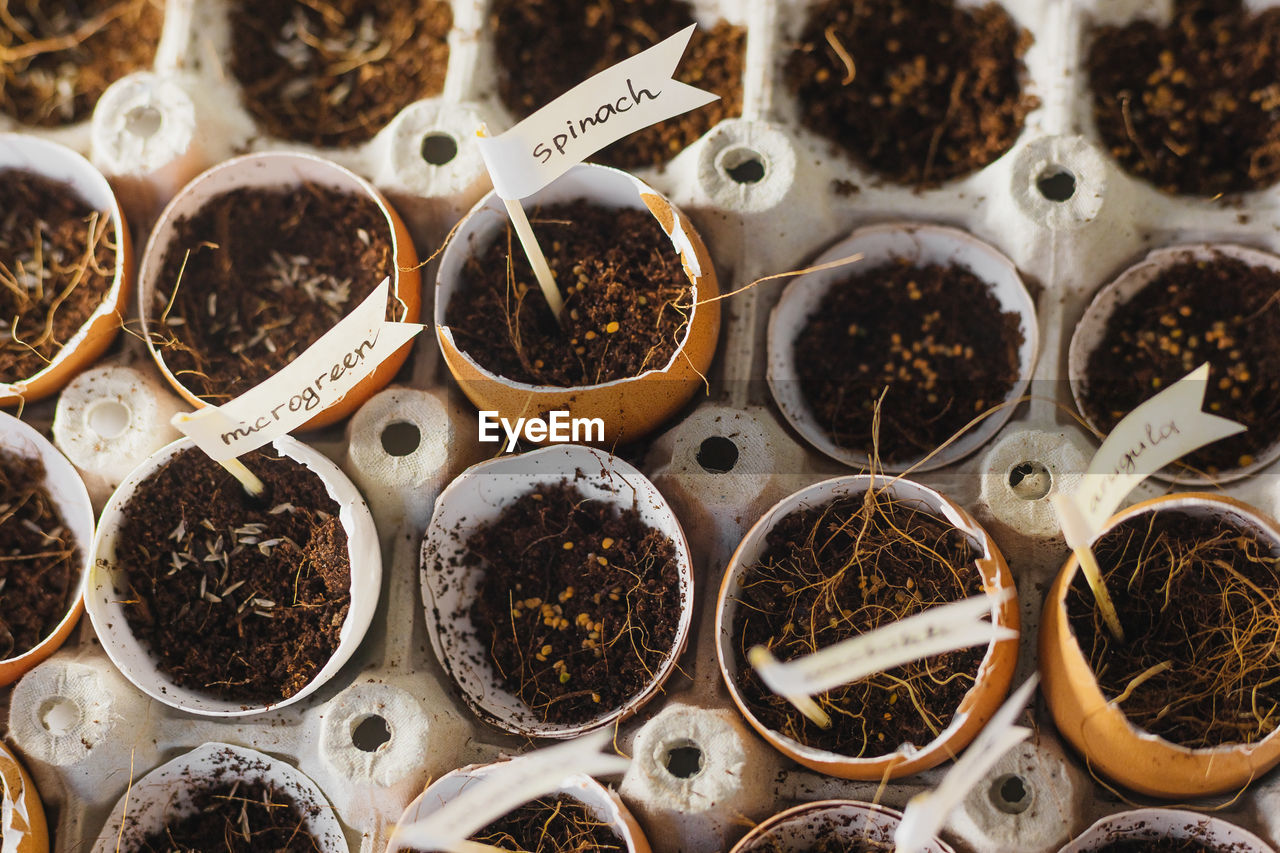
[524,597,541,609]
[601,538,614,550]
[605,321,620,334]
[541,644,552,656]
[597,556,608,566]
[1240,454,1256,467]
[591,693,601,703]
[584,331,597,341]
[563,541,574,550]
[560,671,571,683]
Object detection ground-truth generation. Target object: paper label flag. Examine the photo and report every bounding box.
[172,278,423,461]
[476,24,717,200]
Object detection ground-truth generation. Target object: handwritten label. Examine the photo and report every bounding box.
[172,278,423,461]
[391,731,630,853]
[476,24,717,200]
[895,676,1039,853]
[1052,363,1243,548]
[749,591,1016,726]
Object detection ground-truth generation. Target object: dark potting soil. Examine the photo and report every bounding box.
[116,447,350,704]
[149,184,396,403]
[0,0,163,126]
[465,481,681,725]
[130,778,323,852]
[794,258,1024,465]
[446,200,693,387]
[731,489,987,757]
[490,0,745,170]
[785,0,1036,187]
[0,168,116,384]
[414,796,624,853]
[742,825,891,853]
[1066,509,1280,749]
[1088,0,1280,197]
[1091,840,1224,853]
[229,0,452,148]
[0,449,78,659]
[1079,253,1280,476]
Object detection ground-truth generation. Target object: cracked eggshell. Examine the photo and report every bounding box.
[435,163,720,446]
[1,739,49,853]
[1069,243,1280,485]
[420,443,694,738]
[0,135,132,407]
[1059,808,1277,853]
[389,761,649,853]
[1040,492,1280,799]
[91,742,348,853]
[0,412,93,687]
[84,435,380,716]
[715,474,1020,780]
[767,222,1038,472]
[729,800,953,853]
[137,151,420,429]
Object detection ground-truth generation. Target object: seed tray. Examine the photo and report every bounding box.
[5,1,1280,851]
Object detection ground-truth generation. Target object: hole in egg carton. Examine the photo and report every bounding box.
[381,421,422,457]
[1007,461,1051,501]
[38,696,81,736]
[351,713,392,752]
[421,132,459,166]
[696,436,739,473]
[989,772,1032,815]
[125,105,163,139]
[717,145,768,184]
[1036,168,1077,202]
[662,741,704,779]
[87,399,131,440]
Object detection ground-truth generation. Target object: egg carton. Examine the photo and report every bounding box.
[6,0,1280,851]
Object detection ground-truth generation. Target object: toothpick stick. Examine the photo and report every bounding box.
[1073,544,1125,643]
[477,125,564,322]
[220,458,265,498]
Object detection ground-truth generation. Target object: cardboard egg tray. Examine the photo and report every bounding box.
[6,0,1280,850]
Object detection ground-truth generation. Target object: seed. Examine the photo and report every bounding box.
[1240,454,1256,467]
[563,541,574,550]
[605,321,620,334]
[591,693,601,703]
[559,671,571,684]
[597,556,608,566]
[541,644,552,656]
[585,331,597,341]
[601,538,614,550]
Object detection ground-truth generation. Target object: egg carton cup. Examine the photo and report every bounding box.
[7,0,1280,851]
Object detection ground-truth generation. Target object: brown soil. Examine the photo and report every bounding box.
[794,258,1024,465]
[742,824,891,853]
[116,446,350,705]
[130,778,323,852]
[446,200,693,387]
[0,168,116,384]
[465,481,682,725]
[491,0,745,170]
[1092,840,1223,853]
[785,0,1036,187]
[1066,508,1280,749]
[229,0,452,149]
[0,0,162,126]
[1088,0,1280,197]
[413,796,624,853]
[0,449,78,659]
[731,486,987,757]
[148,183,396,404]
[1079,253,1280,476]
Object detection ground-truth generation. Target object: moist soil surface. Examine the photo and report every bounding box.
[0,0,162,126]
[1079,253,1280,477]
[1091,840,1223,853]
[785,0,1036,187]
[0,449,78,659]
[0,168,116,384]
[794,258,1023,465]
[415,796,624,853]
[465,481,681,725]
[1067,509,1280,749]
[229,0,452,148]
[131,778,323,852]
[743,827,891,853]
[446,200,693,387]
[490,0,745,170]
[1088,0,1280,197]
[116,447,351,705]
[731,488,987,757]
[149,183,395,403]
